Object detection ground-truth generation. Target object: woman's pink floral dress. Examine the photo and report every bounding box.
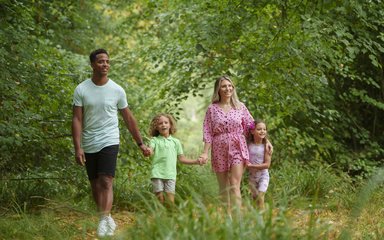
[203,102,253,172]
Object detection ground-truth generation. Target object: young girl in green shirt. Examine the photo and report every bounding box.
[147,113,205,204]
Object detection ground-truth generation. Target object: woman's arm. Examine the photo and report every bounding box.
[199,142,211,164]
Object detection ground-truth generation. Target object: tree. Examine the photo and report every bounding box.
[0,0,106,174]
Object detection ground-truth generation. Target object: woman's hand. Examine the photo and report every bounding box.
[199,152,208,164]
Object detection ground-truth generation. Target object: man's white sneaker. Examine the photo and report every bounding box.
[97,216,108,237]
[106,215,117,236]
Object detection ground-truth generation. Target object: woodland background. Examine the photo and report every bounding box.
[1,0,383,239]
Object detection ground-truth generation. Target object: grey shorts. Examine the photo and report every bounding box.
[151,178,176,194]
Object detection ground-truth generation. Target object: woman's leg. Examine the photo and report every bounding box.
[229,164,244,210]
[216,172,230,209]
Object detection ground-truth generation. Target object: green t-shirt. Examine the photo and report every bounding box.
[149,135,183,180]
[73,79,128,153]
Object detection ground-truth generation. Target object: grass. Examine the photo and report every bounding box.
[0,165,383,239]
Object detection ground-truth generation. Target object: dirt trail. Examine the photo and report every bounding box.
[62,210,136,240]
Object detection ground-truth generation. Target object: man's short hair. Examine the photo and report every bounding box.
[89,49,109,63]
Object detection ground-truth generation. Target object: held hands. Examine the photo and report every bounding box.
[198,153,208,165]
[246,163,258,168]
[196,157,207,166]
[139,144,152,157]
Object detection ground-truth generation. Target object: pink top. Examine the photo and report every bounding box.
[203,102,254,172]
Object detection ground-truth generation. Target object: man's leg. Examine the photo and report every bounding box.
[92,174,115,237]
[88,145,118,237]
[92,175,114,215]
[90,179,99,210]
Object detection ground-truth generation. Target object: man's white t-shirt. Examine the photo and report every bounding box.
[73,79,128,153]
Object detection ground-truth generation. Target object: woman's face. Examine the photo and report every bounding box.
[218,79,234,100]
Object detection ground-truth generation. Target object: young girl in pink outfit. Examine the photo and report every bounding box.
[247,120,271,209]
[199,76,272,211]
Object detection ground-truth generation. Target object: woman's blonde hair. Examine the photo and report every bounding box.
[149,113,177,137]
[211,75,241,109]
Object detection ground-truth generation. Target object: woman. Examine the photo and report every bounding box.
[199,75,271,211]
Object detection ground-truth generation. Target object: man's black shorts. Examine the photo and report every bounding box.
[84,145,119,180]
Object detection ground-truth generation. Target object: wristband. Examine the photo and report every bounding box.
[137,142,143,147]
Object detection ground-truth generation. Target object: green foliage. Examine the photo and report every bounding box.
[0,165,89,213]
[340,168,384,239]
[120,201,295,240]
[0,0,104,173]
[0,212,75,239]
[2,0,384,222]
[299,0,384,171]
[102,0,384,176]
[270,160,354,209]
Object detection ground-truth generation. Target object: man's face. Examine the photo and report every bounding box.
[91,53,109,76]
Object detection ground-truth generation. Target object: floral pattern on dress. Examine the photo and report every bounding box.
[203,102,253,172]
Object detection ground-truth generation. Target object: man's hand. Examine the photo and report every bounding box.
[75,148,86,166]
[140,144,152,157]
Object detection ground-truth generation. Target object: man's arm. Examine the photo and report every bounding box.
[120,107,150,156]
[72,106,85,166]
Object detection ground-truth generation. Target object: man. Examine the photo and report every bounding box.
[72,49,150,237]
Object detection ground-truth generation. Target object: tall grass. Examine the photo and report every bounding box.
[340,168,384,239]
[0,165,90,214]
[0,197,97,240]
[115,160,351,240]
[117,192,335,240]
[1,157,383,239]
[269,160,354,209]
